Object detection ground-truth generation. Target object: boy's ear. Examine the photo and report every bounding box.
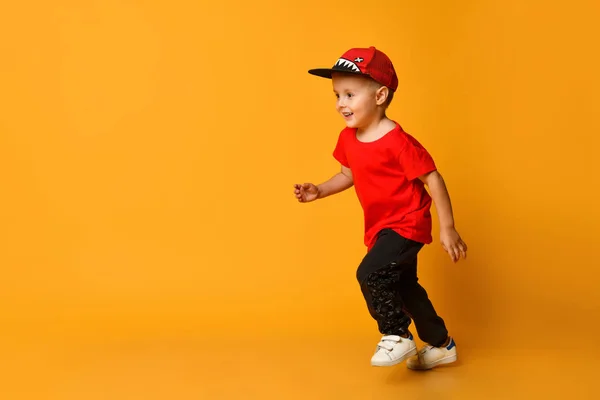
[375,86,389,106]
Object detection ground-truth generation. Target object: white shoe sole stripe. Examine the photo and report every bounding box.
[407,354,458,370]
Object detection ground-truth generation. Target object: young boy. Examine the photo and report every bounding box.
[294,46,468,370]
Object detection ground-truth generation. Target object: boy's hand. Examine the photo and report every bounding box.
[440,227,467,263]
[294,183,320,203]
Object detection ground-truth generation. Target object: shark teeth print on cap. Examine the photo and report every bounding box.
[334,58,361,72]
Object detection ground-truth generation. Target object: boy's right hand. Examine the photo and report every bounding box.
[294,183,320,203]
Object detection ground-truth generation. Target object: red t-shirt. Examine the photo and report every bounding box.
[333,122,437,250]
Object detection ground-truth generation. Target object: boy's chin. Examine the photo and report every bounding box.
[344,119,359,128]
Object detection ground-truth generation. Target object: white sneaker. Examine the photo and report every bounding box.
[370,332,417,367]
[406,337,457,370]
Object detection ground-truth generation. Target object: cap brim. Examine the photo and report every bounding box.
[308,68,365,79]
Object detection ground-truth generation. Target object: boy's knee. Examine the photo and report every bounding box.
[366,264,398,286]
[361,264,401,299]
[356,258,373,284]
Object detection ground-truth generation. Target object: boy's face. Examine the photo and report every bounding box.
[331,73,382,129]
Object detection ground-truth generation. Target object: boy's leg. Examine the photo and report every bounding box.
[397,263,458,369]
[360,264,411,336]
[396,262,448,347]
[356,229,422,366]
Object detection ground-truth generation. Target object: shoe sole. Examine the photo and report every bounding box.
[407,354,457,370]
[371,348,417,367]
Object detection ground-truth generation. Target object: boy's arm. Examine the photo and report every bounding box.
[317,165,353,199]
[419,170,467,262]
[420,170,455,230]
[294,166,353,203]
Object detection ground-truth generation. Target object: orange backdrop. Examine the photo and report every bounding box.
[1,0,599,352]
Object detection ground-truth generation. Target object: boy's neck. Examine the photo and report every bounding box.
[355,116,396,142]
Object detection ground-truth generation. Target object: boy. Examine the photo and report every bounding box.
[293,46,467,370]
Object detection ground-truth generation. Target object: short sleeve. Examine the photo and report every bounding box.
[332,129,350,168]
[398,136,437,180]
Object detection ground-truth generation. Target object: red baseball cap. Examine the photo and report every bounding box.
[308,46,398,92]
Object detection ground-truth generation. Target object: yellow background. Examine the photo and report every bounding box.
[1,0,599,398]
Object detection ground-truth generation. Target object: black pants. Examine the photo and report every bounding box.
[357,229,448,347]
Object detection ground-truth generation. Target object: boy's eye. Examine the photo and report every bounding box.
[347,93,354,98]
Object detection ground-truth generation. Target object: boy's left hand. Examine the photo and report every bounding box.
[440,228,467,263]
